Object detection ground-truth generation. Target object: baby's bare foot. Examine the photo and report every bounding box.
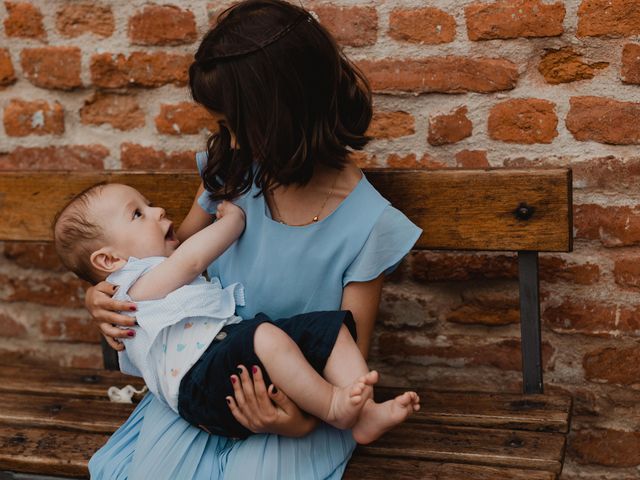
[352,391,420,445]
[326,371,379,429]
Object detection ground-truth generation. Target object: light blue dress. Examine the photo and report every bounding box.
[89,152,422,479]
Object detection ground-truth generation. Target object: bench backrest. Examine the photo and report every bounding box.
[0,169,573,393]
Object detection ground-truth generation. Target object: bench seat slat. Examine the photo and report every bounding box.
[376,386,571,433]
[358,423,565,473]
[344,456,557,480]
[0,169,572,252]
[0,427,107,478]
[0,364,144,399]
[0,393,135,434]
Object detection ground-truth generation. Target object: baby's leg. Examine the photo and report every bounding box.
[254,322,367,429]
[323,324,421,444]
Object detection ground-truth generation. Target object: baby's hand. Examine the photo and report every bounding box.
[216,201,245,223]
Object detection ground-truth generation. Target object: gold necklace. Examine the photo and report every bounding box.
[269,172,339,226]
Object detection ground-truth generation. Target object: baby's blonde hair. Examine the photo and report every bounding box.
[53,183,108,284]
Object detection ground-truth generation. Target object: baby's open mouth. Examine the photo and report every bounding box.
[165,224,176,241]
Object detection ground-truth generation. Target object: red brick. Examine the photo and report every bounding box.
[21,47,82,90]
[312,5,377,47]
[544,300,625,337]
[0,273,88,308]
[3,242,64,271]
[447,302,520,326]
[0,48,16,88]
[377,332,554,371]
[389,8,455,45]
[572,157,640,192]
[358,57,518,94]
[428,106,473,146]
[0,145,108,170]
[155,102,217,135]
[570,428,640,467]
[40,312,101,343]
[578,0,640,37]
[538,47,608,84]
[4,1,46,39]
[575,204,640,247]
[128,4,197,46]
[584,345,640,386]
[386,154,446,169]
[539,256,600,285]
[410,252,518,282]
[488,98,558,144]
[3,99,65,137]
[378,288,440,328]
[567,96,640,144]
[120,143,196,170]
[80,93,145,131]
[56,3,115,38]
[0,311,27,337]
[90,52,191,89]
[455,150,489,168]
[614,255,640,291]
[366,111,415,139]
[621,43,640,84]
[466,0,565,40]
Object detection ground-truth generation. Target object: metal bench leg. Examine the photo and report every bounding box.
[102,337,120,371]
[518,251,543,394]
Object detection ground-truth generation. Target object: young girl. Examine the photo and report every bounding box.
[54,182,419,441]
[87,1,423,478]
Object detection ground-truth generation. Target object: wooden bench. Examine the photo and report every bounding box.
[0,168,573,479]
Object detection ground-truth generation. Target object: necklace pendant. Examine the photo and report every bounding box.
[313,216,319,222]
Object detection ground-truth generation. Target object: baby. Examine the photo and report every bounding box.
[53,182,419,443]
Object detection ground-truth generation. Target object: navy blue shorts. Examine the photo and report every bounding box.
[178,310,356,438]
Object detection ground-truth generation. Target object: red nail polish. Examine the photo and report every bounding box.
[130,305,137,311]
[226,397,231,405]
[231,376,237,384]
[127,331,135,337]
[252,366,258,374]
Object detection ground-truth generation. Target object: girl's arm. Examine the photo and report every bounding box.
[177,182,214,242]
[129,201,245,301]
[228,274,385,436]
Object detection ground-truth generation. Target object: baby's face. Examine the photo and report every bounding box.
[95,184,180,259]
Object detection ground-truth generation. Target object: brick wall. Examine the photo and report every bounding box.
[0,1,639,477]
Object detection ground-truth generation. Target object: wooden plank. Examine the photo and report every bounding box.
[0,364,144,399]
[357,423,566,473]
[0,169,572,252]
[345,456,557,480]
[0,171,199,243]
[366,168,572,252]
[0,427,106,478]
[0,393,134,434]
[376,387,571,433]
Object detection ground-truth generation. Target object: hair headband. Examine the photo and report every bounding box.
[202,12,312,65]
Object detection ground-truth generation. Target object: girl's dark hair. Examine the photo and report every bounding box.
[189,0,372,200]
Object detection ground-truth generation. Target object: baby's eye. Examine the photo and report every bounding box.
[133,209,142,219]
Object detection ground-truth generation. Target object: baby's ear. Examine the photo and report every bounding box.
[90,248,127,275]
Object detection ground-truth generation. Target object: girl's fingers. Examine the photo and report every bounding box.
[236,365,257,408]
[250,365,273,411]
[226,396,253,431]
[230,373,246,409]
[268,384,295,413]
[96,297,137,316]
[94,281,117,295]
[99,322,135,339]
[99,310,137,327]
[104,334,125,351]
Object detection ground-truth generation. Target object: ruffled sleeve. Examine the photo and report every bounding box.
[195,151,220,214]
[342,205,422,286]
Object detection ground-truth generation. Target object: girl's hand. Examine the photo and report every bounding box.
[85,281,137,351]
[216,201,245,222]
[226,365,317,437]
